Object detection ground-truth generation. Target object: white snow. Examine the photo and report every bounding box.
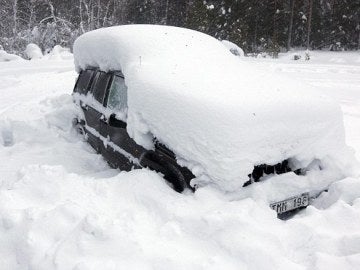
[0,49,23,62]
[44,45,73,61]
[0,50,360,269]
[207,4,214,10]
[221,39,245,56]
[25,43,43,60]
[73,25,357,192]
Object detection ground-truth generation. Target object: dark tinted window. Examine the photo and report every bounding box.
[74,69,94,94]
[90,71,111,104]
[106,75,127,113]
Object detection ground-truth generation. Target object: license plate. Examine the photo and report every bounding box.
[270,193,309,214]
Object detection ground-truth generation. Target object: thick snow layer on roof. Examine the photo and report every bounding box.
[73,25,357,191]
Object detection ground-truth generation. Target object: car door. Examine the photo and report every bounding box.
[84,70,111,152]
[100,73,144,170]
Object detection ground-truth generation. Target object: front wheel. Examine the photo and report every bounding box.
[140,152,188,193]
[162,162,187,193]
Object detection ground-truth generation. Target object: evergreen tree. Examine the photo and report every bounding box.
[0,0,358,55]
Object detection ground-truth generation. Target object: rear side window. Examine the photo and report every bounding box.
[74,69,94,94]
[91,71,111,104]
[106,75,128,113]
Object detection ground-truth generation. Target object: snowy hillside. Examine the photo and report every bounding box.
[0,51,360,270]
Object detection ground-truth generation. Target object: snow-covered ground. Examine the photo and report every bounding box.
[0,51,360,269]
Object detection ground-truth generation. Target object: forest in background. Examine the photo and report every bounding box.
[0,0,359,57]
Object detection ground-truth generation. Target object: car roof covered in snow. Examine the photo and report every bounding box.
[74,24,235,73]
[73,25,349,191]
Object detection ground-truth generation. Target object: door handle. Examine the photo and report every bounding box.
[108,114,127,128]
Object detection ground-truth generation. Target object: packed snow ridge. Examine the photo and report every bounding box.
[74,25,357,192]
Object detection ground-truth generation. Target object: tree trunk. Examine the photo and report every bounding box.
[273,0,277,44]
[48,0,57,23]
[103,0,111,27]
[90,1,95,30]
[272,0,279,58]
[287,0,295,51]
[83,0,90,31]
[97,0,101,28]
[13,0,18,36]
[79,0,85,33]
[253,15,258,52]
[165,0,169,24]
[306,0,313,50]
[28,1,35,43]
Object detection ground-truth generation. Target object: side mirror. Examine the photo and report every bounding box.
[108,114,127,128]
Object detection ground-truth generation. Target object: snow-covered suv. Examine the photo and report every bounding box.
[72,25,356,215]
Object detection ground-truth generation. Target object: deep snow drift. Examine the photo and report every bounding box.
[0,51,360,270]
[0,50,24,62]
[73,25,357,192]
[25,43,43,60]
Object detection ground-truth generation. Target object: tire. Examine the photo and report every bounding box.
[162,162,187,193]
[140,152,188,193]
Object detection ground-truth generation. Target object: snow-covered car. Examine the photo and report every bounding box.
[72,25,357,215]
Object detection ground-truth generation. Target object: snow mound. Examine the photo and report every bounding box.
[0,50,23,62]
[73,25,357,192]
[25,43,43,60]
[47,45,73,60]
[221,39,245,56]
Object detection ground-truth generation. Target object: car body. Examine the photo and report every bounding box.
[72,66,301,192]
[72,25,357,215]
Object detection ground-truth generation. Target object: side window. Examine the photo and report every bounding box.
[106,75,128,113]
[90,71,111,104]
[74,69,94,94]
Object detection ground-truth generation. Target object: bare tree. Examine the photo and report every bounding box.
[287,0,295,51]
[79,0,85,33]
[306,0,313,49]
[164,0,169,24]
[13,0,18,36]
[47,0,57,23]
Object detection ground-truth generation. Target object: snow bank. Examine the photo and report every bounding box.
[2,162,360,270]
[47,45,73,60]
[73,25,357,192]
[0,50,23,62]
[221,39,245,56]
[25,43,43,60]
[279,50,360,66]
